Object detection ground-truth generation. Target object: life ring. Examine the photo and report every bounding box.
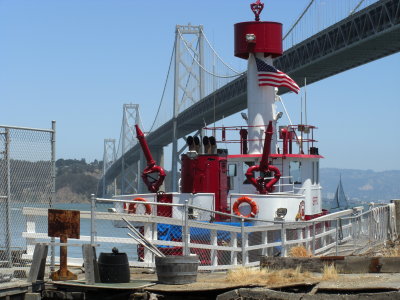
[126,197,152,215]
[295,200,305,221]
[233,197,258,218]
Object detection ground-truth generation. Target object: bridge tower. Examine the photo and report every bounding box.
[102,138,116,197]
[121,103,141,195]
[172,24,205,192]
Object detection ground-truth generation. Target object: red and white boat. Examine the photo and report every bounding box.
[121,0,327,225]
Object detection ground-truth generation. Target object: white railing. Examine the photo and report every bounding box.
[22,200,396,270]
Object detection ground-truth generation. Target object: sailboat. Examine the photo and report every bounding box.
[331,176,349,211]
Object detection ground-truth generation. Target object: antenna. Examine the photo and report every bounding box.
[304,77,308,125]
[300,95,303,125]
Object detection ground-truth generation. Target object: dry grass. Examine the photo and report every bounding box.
[322,264,339,280]
[381,244,400,257]
[226,266,317,286]
[288,245,312,257]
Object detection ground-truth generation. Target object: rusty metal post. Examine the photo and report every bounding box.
[59,235,68,277]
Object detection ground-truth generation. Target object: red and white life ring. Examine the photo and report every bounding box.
[233,196,258,218]
[295,200,305,221]
[124,197,152,215]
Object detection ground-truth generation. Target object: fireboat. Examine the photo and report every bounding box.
[116,1,328,258]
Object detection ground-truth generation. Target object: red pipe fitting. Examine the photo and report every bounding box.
[135,125,166,193]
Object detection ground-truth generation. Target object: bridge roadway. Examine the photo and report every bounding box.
[99,0,400,193]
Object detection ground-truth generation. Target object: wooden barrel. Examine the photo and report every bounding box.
[155,255,199,284]
[98,250,130,283]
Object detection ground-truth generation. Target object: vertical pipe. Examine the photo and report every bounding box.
[51,121,56,271]
[5,128,12,267]
[90,194,96,246]
[183,200,189,256]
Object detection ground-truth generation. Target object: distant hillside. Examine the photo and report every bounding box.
[55,159,102,203]
[320,168,400,205]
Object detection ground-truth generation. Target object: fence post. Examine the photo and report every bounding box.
[90,194,96,246]
[335,218,339,256]
[4,128,12,267]
[50,120,56,272]
[241,218,246,266]
[312,221,316,256]
[281,223,286,257]
[183,200,190,256]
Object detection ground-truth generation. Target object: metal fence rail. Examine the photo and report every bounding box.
[20,197,396,271]
[0,123,55,281]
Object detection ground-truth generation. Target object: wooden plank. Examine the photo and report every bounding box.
[82,245,100,284]
[261,257,400,274]
[27,243,48,283]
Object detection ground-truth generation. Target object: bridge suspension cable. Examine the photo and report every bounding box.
[199,27,243,75]
[148,42,175,133]
[178,29,245,79]
[283,0,379,49]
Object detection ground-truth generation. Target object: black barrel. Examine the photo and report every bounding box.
[155,255,199,285]
[98,249,130,283]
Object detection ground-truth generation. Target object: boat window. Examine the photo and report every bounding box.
[228,164,237,177]
[289,161,302,184]
[243,161,254,184]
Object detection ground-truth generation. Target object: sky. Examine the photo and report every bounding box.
[0,0,399,171]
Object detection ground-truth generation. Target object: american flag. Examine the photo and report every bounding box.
[255,57,300,94]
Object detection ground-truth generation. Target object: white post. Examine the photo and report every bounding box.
[281,223,286,257]
[312,222,316,255]
[210,230,218,267]
[90,194,96,246]
[143,223,153,263]
[261,231,268,256]
[183,200,190,256]
[230,232,238,266]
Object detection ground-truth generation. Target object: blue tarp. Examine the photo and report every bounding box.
[157,222,253,243]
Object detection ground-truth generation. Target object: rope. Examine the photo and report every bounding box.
[178,29,245,79]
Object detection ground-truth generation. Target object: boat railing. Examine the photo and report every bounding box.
[202,124,318,155]
[21,198,397,271]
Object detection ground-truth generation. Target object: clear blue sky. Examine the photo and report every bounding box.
[1,1,399,171]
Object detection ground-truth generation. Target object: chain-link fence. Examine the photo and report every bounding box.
[86,196,397,271]
[0,124,55,282]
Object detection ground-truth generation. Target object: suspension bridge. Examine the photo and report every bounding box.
[98,0,400,197]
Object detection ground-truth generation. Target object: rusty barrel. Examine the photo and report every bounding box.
[98,250,130,283]
[155,255,199,284]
